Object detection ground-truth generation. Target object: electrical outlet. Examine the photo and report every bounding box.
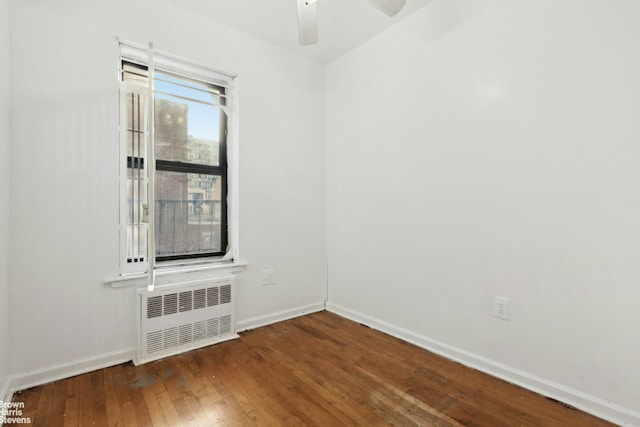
[493,295,510,320]
[261,269,275,286]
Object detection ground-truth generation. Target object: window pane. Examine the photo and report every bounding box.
[124,92,146,159]
[154,77,225,167]
[126,223,148,263]
[155,170,223,258]
[122,62,148,85]
[155,72,224,106]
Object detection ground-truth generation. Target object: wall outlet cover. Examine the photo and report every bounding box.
[493,295,510,321]
[262,269,275,286]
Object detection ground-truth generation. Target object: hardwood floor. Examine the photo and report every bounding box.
[13,311,614,426]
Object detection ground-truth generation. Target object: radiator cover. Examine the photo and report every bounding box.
[135,276,238,365]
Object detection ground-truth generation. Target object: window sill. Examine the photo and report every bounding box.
[105,260,248,288]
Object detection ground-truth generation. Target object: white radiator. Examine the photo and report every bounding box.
[135,276,238,365]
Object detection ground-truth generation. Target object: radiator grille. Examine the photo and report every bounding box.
[145,314,232,354]
[147,330,162,353]
[220,314,232,334]
[145,284,233,319]
[164,293,178,315]
[207,287,219,306]
[163,327,178,348]
[194,288,206,309]
[179,291,192,312]
[207,317,219,338]
[220,284,231,304]
[147,296,162,318]
[137,277,236,364]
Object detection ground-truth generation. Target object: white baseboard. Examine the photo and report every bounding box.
[236,301,326,332]
[8,348,134,396]
[326,302,640,427]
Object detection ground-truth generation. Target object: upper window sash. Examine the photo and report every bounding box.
[119,41,235,90]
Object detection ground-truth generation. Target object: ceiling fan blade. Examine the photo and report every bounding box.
[297,0,318,45]
[364,0,406,17]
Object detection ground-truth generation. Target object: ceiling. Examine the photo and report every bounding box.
[167,0,433,64]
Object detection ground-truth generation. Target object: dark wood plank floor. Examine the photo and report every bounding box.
[13,311,614,426]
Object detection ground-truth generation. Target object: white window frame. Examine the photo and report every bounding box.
[111,40,242,287]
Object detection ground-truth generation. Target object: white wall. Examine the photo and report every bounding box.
[0,0,11,400]
[326,0,640,423]
[9,0,325,380]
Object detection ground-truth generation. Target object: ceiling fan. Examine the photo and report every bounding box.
[296,0,407,45]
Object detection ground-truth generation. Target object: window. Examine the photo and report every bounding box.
[119,42,237,275]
